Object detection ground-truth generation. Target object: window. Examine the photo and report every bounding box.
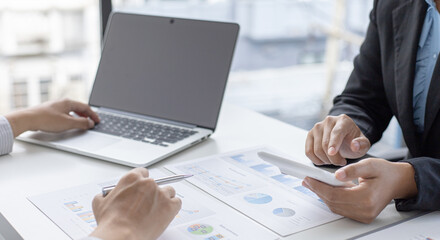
[70,74,83,82]
[12,81,28,109]
[40,78,52,102]
[0,1,101,113]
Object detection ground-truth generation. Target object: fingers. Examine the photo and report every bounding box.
[161,186,176,198]
[303,177,356,204]
[303,176,381,224]
[93,194,104,208]
[312,124,331,165]
[65,115,95,130]
[92,194,104,224]
[65,99,100,123]
[335,158,378,181]
[350,136,371,155]
[306,114,371,166]
[169,197,182,214]
[328,119,350,155]
[305,131,325,165]
[306,116,346,166]
[322,120,346,165]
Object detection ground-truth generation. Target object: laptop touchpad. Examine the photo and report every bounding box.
[30,130,121,151]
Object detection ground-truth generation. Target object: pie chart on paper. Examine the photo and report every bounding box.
[244,193,273,204]
[272,208,295,217]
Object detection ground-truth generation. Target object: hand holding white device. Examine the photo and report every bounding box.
[258,152,351,187]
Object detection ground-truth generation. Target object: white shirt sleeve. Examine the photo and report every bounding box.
[0,116,14,155]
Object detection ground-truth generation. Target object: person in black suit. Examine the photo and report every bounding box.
[303,0,440,223]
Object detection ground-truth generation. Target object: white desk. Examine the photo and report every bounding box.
[0,104,418,239]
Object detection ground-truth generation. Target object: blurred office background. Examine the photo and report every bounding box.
[0,0,404,155]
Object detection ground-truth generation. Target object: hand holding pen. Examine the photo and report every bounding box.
[91,168,189,240]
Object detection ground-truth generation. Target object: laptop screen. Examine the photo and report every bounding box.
[89,13,239,130]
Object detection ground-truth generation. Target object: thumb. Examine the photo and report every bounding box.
[335,158,377,181]
[68,117,95,130]
[350,136,370,155]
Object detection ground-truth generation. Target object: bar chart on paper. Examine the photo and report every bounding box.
[28,183,105,239]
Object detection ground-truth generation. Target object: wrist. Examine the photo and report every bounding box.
[392,162,418,199]
[90,223,135,240]
[4,110,36,137]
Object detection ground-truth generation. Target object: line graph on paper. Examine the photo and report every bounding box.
[176,162,260,196]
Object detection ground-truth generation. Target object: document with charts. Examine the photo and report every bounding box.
[28,169,279,240]
[166,146,342,237]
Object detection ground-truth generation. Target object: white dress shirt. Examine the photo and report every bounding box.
[0,116,14,156]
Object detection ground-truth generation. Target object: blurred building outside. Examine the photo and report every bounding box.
[0,0,404,155]
[0,0,100,112]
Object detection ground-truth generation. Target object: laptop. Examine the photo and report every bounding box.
[17,12,239,167]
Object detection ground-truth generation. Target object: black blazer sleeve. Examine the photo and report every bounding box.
[329,0,393,145]
[395,157,440,211]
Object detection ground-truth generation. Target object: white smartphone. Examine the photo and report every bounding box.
[257,151,351,187]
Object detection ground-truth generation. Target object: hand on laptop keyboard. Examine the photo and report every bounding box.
[92,112,197,147]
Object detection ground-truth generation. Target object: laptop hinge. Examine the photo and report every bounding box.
[95,107,198,129]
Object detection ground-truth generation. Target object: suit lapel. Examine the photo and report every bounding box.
[423,58,440,142]
[392,0,427,154]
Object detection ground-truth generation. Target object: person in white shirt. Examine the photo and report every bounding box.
[0,99,181,240]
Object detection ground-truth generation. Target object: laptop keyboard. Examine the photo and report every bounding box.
[91,112,198,147]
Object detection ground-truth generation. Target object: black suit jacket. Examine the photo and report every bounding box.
[330,0,440,211]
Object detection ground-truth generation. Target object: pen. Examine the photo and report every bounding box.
[102,174,193,197]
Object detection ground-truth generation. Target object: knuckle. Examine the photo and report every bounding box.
[361,158,375,170]
[313,145,322,154]
[322,138,330,147]
[139,167,149,176]
[331,126,343,135]
[121,171,140,183]
[313,122,323,130]
[324,115,336,123]
[138,178,157,194]
[142,178,156,187]
[339,114,349,120]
